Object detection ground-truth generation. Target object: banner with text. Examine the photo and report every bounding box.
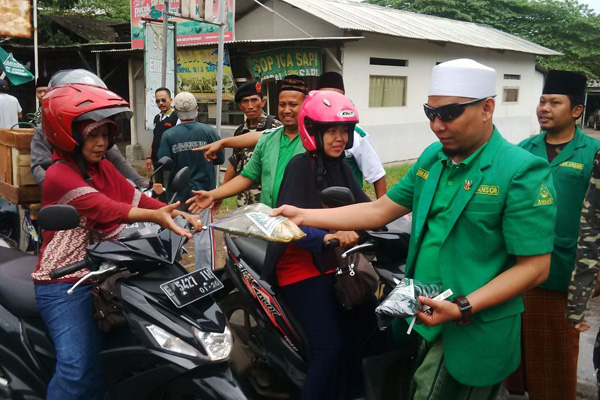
[0,0,31,38]
[0,46,34,85]
[177,48,235,102]
[131,0,234,49]
[247,48,322,81]
[145,22,176,130]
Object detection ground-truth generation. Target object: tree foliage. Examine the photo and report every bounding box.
[40,0,130,21]
[367,0,600,78]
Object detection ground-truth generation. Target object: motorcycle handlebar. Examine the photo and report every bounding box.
[325,239,340,248]
[49,259,88,279]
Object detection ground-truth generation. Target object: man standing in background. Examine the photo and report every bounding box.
[0,79,22,129]
[147,87,178,197]
[217,80,281,210]
[506,70,600,400]
[158,91,224,270]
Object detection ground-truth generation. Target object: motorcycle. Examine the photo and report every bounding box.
[0,198,20,248]
[0,166,249,400]
[218,187,415,400]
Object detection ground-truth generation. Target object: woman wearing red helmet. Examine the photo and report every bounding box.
[269,90,376,400]
[33,83,200,400]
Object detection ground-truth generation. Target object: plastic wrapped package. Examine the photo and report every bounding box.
[375,278,443,330]
[210,203,306,243]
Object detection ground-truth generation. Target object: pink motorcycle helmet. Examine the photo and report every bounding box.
[298,90,359,152]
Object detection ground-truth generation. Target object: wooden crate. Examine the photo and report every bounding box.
[0,128,41,204]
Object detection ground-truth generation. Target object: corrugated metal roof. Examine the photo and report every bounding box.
[280,0,560,56]
[177,35,364,48]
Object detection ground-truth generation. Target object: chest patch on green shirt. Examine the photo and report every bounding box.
[534,182,554,207]
[559,161,584,171]
[475,185,499,196]
[416,168,429,180]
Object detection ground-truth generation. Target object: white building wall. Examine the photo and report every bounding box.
[341,34,544,163]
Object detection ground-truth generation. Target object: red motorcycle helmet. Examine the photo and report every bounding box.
[41,83,133,153]
[298,90,359,152]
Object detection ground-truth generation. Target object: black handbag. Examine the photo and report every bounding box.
[333,252,379,310]
[91,270,131,332]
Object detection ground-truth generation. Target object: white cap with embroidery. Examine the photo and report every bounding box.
[429,58,497,98]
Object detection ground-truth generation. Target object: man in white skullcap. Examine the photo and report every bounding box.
[272,59,556,398]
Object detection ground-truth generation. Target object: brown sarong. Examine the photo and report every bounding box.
[504,287,580,400]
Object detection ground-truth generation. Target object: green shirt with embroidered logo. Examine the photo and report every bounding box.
[240,126,305,207]
[410,143,488,342]
[386,127,556,387]
[519,127,600,291]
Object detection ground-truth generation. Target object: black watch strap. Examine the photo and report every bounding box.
[453,295,472,326]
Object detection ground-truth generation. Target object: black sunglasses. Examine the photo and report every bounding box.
[155,98,168,104]
[423,97,490,122]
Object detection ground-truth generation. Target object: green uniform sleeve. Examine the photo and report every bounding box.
[386,162,417,210]
[240,133,266,183]
[567,150,600,322]
[503,157,556,255]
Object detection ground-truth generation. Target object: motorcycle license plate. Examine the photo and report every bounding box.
[160,268,224,308]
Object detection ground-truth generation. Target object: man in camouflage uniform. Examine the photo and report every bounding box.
[567,148,600,399]
[219,81,281,209]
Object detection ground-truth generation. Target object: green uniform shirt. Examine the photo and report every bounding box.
[410,143,488,342]
[519,127,600,291]
[387,127,556,386]
[240,126,305,207]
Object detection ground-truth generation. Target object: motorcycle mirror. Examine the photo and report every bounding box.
[147,156,174,190]
[38,205,81,231]
[320,186,355,208]
[168,167,191,204]
[157,156,174,170]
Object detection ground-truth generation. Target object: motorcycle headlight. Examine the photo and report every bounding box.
[146,324,202,358]
[193,326,233,361]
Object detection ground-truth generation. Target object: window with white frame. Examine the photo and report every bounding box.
[369,75,407,107]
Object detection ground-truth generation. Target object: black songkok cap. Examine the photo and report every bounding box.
[542,70,587,98]
[317,71,345,92]
[235,80,263,103]
[36,76,50,88]
[280,75,307,95]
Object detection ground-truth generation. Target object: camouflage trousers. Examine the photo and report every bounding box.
[594,328,600,399]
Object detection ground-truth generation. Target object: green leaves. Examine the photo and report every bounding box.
[367,0,600,78]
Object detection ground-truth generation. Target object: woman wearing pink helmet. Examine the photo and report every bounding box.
[269,90,375,399]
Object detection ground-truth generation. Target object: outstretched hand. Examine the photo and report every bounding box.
[193,140,224,161]
[186,190,215,213]
[176,211,204,233]
[270,205,303,226]
[154,202,192,238]
[415,296,462,327]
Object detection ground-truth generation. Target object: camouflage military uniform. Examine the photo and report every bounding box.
[567,149,600,398]
[229,112,281,207]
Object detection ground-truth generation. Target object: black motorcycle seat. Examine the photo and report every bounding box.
[0,248,40,318]
[231,236,268,272]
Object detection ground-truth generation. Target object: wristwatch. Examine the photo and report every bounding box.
[453,295,472,326]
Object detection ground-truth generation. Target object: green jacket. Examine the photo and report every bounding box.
[519,127,600,291]
[240,126,306,207]
[388,128,556,386]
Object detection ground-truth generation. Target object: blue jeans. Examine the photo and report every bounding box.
[35,282,133,400]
